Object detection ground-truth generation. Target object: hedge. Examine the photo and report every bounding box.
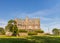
[35,30,44,33]
[19,29,27,33]
[28,32,37,35]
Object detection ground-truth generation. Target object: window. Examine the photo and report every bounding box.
[18,24,22,26]
[29,26,32,29]
[35,26,38,29]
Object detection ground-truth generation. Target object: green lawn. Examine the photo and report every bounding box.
[0,35,60,43]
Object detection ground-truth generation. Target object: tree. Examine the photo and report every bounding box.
[8,19,16,24]
[0,27,5,35]
[5,24,14,32]
[52,28,59,35]
[5,19,18,36]
[12,25,18,36]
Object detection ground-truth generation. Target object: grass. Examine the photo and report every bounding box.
[0,35,28,38]
[27,36,60,43]
[0,35,60,43]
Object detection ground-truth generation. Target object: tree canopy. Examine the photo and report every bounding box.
[0,27,5,35]
[52,28,60,35]
[5,19,18,36]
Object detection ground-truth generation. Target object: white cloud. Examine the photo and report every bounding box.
[0,19,7,28]
[0,2,60,34]
[14,3,60,33]
[41,21,60,33]
[27,3,60,33]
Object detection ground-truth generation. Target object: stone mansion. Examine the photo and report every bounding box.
[15,17,40,30]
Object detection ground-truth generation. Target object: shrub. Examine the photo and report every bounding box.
[0,27,5,35]
[19,29,27,33]
[35,30,44,33]
[45,33,51,35]
[28,32,37,35]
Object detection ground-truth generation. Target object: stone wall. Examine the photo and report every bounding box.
[19,33,28,36]
[15,17,40,30]
[5,32,13,36]
[37,33,45,36]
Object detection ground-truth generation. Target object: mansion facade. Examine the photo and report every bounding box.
[15,17,40,30]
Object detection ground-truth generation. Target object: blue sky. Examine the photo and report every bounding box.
[0,0,60,33]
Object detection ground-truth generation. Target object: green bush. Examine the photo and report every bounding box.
[35,30,44,33]
[19,29,27,33]
[0,27,5,35]
[45,33,51,35]
[28,32,37,35]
